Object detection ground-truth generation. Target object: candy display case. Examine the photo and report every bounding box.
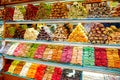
[0,0,120,80]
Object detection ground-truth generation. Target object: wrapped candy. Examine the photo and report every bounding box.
[42,66,55,80]
[61,46,73,63]
[95,47,107,67]
[71,46,83,65]
[68,23,88,42]
[35,64,47,80]
[61,69,82,80]
[83,47,94,66]
[34,44,47,59]
[24,28,39,40]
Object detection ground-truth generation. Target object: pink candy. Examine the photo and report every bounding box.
[61,46,73,63]
[34,44,47,59]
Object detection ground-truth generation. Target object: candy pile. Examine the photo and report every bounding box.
[3,7,14,21]
[88,23,107,44]
[0,24,3,38]
[83,47,94,66]
[106,48,120,68]
[24,4,38,20]
[52,24,70,41]
[42,66,55,80]
[26,63,39,78]
[0,9,3,19]
[61,46,73,63]
[24,28,39,40]
[61,69,82,80]
[111,4,120,17]
[71,47,83,65]
[88,1,111,18]
[51,46,63,62]
[36,2,51,19]
[35,64,47,80]
[68,23,88,42]
[34,44,47,59]
[13,6,26,21]
[37,27,51,41]
[13,61,26,74]
[95,48,107,67]
[68,2,88,19]
[52,67,62,80]
[50,2,68,19]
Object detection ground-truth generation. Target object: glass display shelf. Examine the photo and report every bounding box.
[5,38,120,48]
[4,72,33,80]
[5,18,120,24]
[3,54,120,76]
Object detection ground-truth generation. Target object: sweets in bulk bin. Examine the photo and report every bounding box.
[71,46,83,65]
[61,46,73,63]
[52,67,62,80]
[68,23,88,42]
[42,45,54,61]
[19,62,32,77]
[3,7,14,21]
[5,24,16,38]
[95,47,108,67]
[52,24,71,41]
[13,61,26,74]
[24,4,38,20]
[88,1,111,18]
[49,2,68,19]
[24,28,39,40]
[0,9,3,19]
[88,23,107,44]
[106,48,120,68]
[61,69,82,80]
[42,66,55,80]
[26,63,39,78]
[68,2,88,19]
[13,25,27,39]
[6,43,20,55]
[13,43,26,56]
[3,60,13,72]
[36,2,51,19]
[37,27,51,41]
[13,6,26,21]
[26,44,39,58]
[17,43,32,57]
[85,0,101,3]
[111,4,120,17]
[8,60,20,73]
[83,47,94,66]
[82,71,104,80]
[51,46,64,62]
[2,43,12,54]
[34,44,47,59]
[35,64,47,80]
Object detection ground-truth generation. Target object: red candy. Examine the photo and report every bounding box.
[34,44,47,59]
[35,64,47,80]
[95,47,108,67]
[52,67,62,80]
